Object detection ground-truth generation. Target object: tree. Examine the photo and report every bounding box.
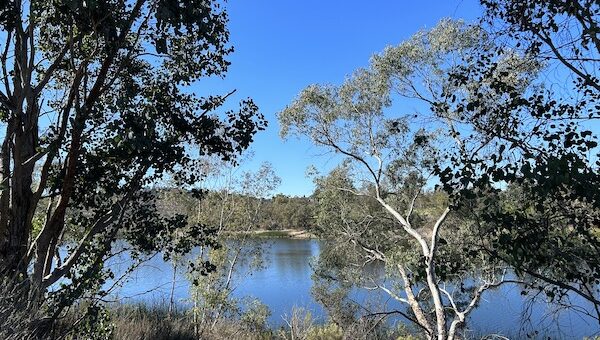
[0,0,264,322]
[270,194,314,230]
[427,0,600,317]
[376,1,600,324]
[189,161,280,337]
[279,20,524,340]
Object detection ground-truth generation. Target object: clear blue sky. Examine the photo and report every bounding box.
[193,0,482,196]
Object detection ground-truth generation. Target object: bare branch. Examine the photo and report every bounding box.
[428,207,450,260]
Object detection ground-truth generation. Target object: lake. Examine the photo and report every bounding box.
[104,238,599,338]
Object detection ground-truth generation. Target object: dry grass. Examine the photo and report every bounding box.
[0,277,48,340]
[107,303,273,340]
[108,303,196,340]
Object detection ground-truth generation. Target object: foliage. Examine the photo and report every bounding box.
[278,17,600,338]
[186,162,279,337]
[429,0,600,313]
[194,192,315,232]
[0,0,265,332]
[83,303,196,340]
[54,303,419,340]
[375,8,600,325]
[306,323,343,340]
[278,306,417,340]
[192,160,314,232]
[63,303,114,340]
[480,0,599,96]
[240,298,272,335]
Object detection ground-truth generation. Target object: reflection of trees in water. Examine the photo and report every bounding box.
[263,239,319,279]
[314,238,600,338]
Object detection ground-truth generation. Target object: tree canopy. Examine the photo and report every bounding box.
[0,0,265,319]
[279,15,600,338]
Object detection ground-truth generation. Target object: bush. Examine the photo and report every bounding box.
[307,323,343,340]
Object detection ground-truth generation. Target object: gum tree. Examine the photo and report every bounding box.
[0,0,264,310]
[279,20,532,340]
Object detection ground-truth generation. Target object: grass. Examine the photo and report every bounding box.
[56,302,274,340]
[108,303,196,340]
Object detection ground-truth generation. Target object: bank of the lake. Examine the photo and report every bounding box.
[223,228,317,239]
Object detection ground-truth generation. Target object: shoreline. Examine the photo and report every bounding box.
[224,228,317,239]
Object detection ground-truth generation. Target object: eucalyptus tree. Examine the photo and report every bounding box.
[279,20,529,340]
[0,0,264,315]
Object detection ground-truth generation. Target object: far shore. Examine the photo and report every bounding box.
[223,228,317,239]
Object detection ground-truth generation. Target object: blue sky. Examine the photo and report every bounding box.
[193,0,482,196]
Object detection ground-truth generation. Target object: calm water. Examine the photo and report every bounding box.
[103,238,599,338]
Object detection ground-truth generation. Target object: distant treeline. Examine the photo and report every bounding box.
[157,188,317,232]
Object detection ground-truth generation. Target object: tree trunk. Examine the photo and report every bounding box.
[6,103,38,275]
[0,120,13,267]
[169,260,177,315]
[425,263,447,340]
